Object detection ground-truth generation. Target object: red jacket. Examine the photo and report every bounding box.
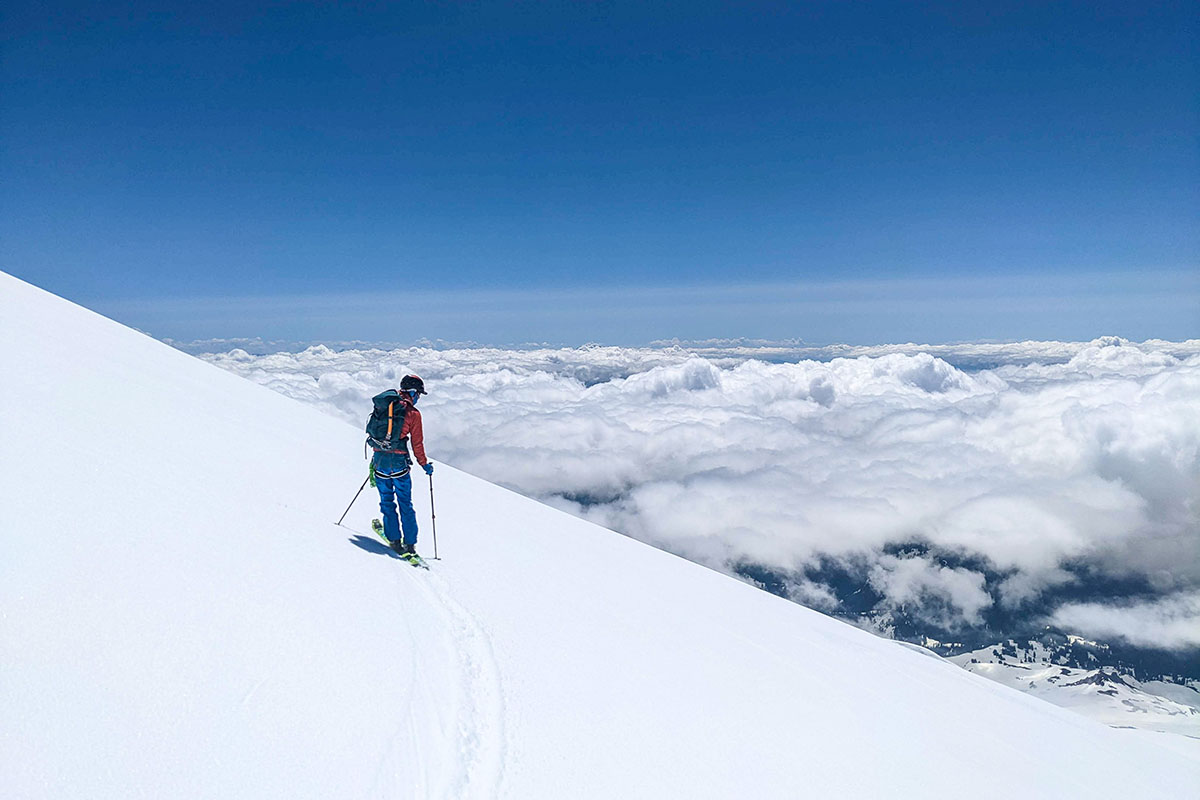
[400,404,428,467]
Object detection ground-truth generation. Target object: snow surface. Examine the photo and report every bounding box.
[2,270,1198,798]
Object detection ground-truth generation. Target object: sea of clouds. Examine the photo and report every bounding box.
[198,337,1200,652]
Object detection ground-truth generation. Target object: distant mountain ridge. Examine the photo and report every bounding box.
[737,556,1200,736]
[941,632,1200,737]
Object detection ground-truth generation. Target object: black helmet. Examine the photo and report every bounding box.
[400,374,427,395]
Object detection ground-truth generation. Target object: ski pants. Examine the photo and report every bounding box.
[376,471,418,546]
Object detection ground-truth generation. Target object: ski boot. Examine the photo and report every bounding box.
[399,542,428,569]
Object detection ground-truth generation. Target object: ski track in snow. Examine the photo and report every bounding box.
[342,524,507,799]
[410,568,509,800]
[356,548,508,800]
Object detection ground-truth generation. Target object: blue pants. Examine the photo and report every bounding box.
[377,472,418,545]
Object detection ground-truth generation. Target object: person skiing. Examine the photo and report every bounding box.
[366,374,433,562]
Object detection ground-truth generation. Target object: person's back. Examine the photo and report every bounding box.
[367,374,433,562]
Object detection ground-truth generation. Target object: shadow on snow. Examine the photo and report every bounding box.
[347,534,404,560]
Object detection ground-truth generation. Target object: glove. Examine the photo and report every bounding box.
[368,462,377,488]
[423,462,434,476]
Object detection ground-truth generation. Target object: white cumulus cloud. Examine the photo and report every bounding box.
[1049,592,1200,650]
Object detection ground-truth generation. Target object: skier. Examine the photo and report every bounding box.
[366,374,434,563]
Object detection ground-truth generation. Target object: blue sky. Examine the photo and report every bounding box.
[2,1,1196,345]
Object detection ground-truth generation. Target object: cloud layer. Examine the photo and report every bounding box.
[1050,592,1200,650]
[200,337,1200,648]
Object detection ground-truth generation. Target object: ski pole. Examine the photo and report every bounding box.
[428,473,439,560]
[336,474,371,526]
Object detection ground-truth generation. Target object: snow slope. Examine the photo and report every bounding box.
[2,270,1197,799]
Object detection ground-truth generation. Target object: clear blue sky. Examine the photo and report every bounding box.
[2,1,1196,345]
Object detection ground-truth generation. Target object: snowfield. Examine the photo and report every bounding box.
[2,270,1198,799]
[948,642,1200,736]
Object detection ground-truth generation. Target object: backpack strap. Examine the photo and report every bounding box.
[386,400,395,444]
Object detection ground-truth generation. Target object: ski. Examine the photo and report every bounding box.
[371,519,428,568]
[402,552,430,570]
